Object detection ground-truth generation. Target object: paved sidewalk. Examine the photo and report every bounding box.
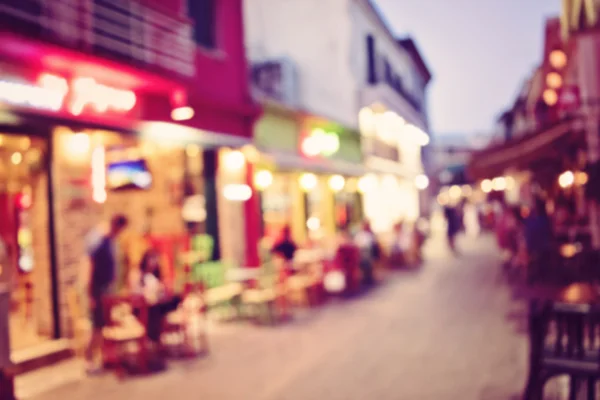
[20,234,549,400]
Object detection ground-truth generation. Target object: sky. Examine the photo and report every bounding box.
[374,0,562,136]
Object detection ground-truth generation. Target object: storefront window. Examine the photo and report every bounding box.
[334,191,362,230]
[182,145,206,234]
[305,183,323,240]
[261,174,292,240]
[0,134,53,355]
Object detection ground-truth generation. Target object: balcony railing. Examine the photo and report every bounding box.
[0,0,196,77]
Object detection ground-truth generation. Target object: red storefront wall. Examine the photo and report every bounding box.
[185,0,262,267]
[0,0,262,265]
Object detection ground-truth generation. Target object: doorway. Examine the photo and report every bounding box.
[0,133,54,354]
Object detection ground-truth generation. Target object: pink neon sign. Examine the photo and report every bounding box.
[2,73,139,117]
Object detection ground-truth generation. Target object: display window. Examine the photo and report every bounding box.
[0,133,53,355]
[260,173,293,240]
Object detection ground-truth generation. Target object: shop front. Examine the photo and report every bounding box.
[357,107,429,234]
[0,60,193,365]
[0,55,256,374]
[251,104,365,249]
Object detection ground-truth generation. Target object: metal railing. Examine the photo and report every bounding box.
[0,0,196,77]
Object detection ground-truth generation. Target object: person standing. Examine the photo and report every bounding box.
[84,214,128,374]
[444,206,460,254]
[270,226,297,319]
[354,221,379,285]
[524,199,553,283]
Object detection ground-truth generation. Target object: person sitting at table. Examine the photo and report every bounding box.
[270,226,297,320]
[137,249,181,347]
[271,225,297,272]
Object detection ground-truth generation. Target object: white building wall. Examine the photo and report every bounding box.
[244,0,430,230]
[243,0,359,128]
[349,0,427,129]
[348,0,429,230]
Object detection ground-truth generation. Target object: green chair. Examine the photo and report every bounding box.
[192,261,229,288]
[192,260,243,320]
[191,234,215,264]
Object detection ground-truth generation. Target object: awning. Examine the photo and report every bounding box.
[364,156,421,179]
[469,118,585,179]
[260,150,367,176]
[137,121,252,149]
[436,164,470,185]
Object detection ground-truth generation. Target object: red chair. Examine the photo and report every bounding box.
[101,294,150,378]
[147,234,191,292]
[334,244,361,296]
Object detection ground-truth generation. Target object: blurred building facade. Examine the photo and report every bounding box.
[470,2,600,246]
[0,0,259,371]
[244,0,432,239]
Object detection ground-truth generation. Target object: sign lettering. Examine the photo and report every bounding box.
[0,73,137,117]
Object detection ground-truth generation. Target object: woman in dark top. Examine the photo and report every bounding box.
[138,249,181,345]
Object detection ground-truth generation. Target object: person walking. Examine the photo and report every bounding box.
[84,214,128,374]
[444,206,460,254]
[524,199,553,283]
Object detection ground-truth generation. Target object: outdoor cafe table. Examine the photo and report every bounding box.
[225,267,262,283]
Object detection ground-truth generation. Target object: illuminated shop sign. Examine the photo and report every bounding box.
[0,79,66,111]
[0,73,136,116]
[301,128,340,157]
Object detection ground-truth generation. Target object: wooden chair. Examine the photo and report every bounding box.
[192,261,243,320]
[65,286,91,359]
[241,262,289,325]
[101,295,149,378]
[524,301,600,400]
[162,283,209,357]
[286,258,323,308]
